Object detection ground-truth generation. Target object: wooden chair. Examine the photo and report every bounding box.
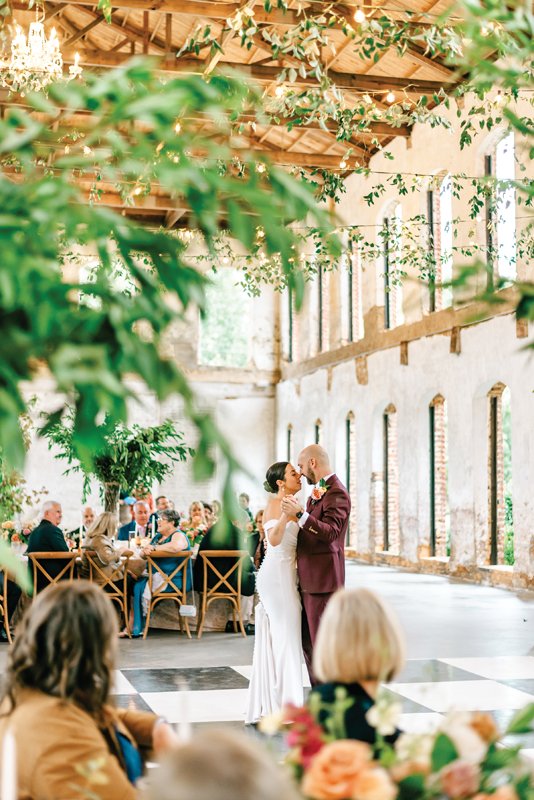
[83,551,131,635]
[196,550,250,639]
[142,551,193,639]
[28,552,78,596]
[0,569,13,643]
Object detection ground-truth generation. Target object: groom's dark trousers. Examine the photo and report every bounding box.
[296,474,351,686]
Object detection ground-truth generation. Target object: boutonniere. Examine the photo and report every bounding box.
[311,478,329,503]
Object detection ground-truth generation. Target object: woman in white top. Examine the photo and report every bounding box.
[246,461,304,724]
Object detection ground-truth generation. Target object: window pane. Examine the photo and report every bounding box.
[199,269,250,367]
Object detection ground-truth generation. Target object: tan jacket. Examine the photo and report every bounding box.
[0,689,157,800]
[80,533,123,581]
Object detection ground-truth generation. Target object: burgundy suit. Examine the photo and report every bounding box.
[297,473,351,684]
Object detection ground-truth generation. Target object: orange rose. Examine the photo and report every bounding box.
[390,760,430,782]
[302,740,372,800]
[352,768,398,800]
[493,786,518,800]
[469,712,499,744]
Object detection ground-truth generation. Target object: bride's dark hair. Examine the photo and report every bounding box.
[263,462,289,494]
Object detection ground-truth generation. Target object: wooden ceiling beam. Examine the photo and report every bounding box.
[61,49,455,93]
[63,10,113,46]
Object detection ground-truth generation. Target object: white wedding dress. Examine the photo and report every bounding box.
[246,518,304,724]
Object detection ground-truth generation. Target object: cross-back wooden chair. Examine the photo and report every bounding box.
[83,551,131,635]
[142,551,193,639]
[196,550,250,639]
[0,569,13,643]
[28,552,78,596]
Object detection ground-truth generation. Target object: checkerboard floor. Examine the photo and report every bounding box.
[111,656,534,758]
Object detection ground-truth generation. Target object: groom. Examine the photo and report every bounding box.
[282,445,351,685]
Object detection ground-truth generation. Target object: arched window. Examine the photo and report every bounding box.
[340,239,364,344]
[484,132,516,286]
[487,383,514,565]
[429,395,449,558]
[381,204,403,329]
[383,404,400,553]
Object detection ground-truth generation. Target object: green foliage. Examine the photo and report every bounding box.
[43,409,192,510]
[506,703,534,735]
[0,59,336,502]
[430,733,458,771]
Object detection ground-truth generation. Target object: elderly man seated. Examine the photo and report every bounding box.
[118,500,152,541]
[26,501,69,592]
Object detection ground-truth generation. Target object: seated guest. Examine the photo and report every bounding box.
[211,499,221,521]
[0,582,179,799]
[193,519,255,634]
[131,509,192,637]
[310,588,405,746]
[118,500,151,541]
[148,494,171,531]
[26,501,69,592]
[238,492,254,524]
[67,505,95,546]
[142,728,300,800]
[202,502,215,528]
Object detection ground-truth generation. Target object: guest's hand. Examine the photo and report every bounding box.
[152,719,180,754]
[142,545,154,556]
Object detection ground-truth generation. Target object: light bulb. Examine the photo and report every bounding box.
[385,91,395,103]
[275,85,285,98]
[256,162,266,173]
[174,121,182,133]
[83,145,92,156]
[339,159,348,169]
[353,6,366,23]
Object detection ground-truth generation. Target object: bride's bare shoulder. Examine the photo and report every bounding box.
[263,498,282,524]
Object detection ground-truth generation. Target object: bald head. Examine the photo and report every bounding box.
[298,445,332,486]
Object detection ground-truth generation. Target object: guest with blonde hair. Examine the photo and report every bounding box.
[142,728,301,800]
[310,587,405,745]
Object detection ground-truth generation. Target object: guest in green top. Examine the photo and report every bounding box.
[309,588,405,747]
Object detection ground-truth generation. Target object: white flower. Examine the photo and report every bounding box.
[439,712,488,764]
[395,732,434,764]
[257,711,284,736]
[366,697,402,736]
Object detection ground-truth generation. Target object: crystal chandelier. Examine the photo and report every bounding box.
[0,14,82,94]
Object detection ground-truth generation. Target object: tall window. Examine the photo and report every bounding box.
[199,268,250,367]
[345,413,357,545]
[314,419,322,445]
[287,425,293,463]
[382,204,403,329]
[383,404,400,553]
[487,384,514,565]
[340,240,363,345]
[495,132,516,281]
[427,175,453,312]
[429,395,449,558]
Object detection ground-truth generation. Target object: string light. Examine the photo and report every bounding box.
[256,162,266,173]
[174,121,182,134]
[275,85,286,98]
[339,159,348,169]
[353,6,366,23]
[83,145,92,156]
[385,91,396,103]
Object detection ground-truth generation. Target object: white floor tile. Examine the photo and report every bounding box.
[112,670,137,695]
[389,680,534,712]
[141,689,249,723]
[231,664,311,687]
[398,713,443,734]
[440,657,534,680]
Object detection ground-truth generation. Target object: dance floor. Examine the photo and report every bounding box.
[109,562,534,757]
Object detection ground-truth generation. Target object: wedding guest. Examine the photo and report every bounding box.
[202,502,215,528]
[67,505,95,545]
[131,509,192,637]
[253,510,266,570]
[118,501,151,541]
[310,588,405,746]
[155,496,171,512]
[211,499,221,521]
[142,728,300,800]
[80,512,134,636]
[26,501,69,592]
[238,492,254,524]
[0,581,179,799]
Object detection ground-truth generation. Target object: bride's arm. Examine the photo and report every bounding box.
[263,500,290,547]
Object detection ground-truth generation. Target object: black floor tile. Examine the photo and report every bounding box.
[121,666,249,692]
[381,687,434,714]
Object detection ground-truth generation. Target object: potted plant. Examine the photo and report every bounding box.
[44,408,193,514]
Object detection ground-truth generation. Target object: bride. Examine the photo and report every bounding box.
[246,461,304,724]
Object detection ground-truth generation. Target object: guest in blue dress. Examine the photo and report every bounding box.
[131,509,192,636]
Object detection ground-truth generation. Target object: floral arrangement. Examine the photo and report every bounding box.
[179,518,208,547]
[311,478,329,503]
[264,694,534,800]
[1,519,34,545]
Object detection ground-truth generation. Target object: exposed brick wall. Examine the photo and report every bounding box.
[384,406,401,553]
[430,395,449,556]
